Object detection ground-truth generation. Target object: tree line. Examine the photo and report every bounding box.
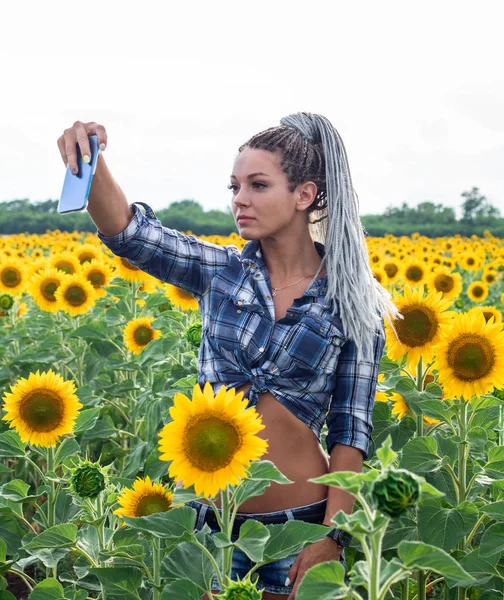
[0,187,501,238]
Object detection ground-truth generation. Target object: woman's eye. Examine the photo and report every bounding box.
[227,182,266,192]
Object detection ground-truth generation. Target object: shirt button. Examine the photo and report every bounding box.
[237,300,243,305]
[259,347,265,352]
[255,274,261,278]
[210,333,214,337]
[320,328,324,332]
[266,295,271,300]
[322,288,326,291]
[237,309,242,313]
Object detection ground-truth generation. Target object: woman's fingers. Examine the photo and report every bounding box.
[57,120,108,175]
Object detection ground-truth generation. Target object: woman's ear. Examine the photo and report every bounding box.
[296,181,318,212]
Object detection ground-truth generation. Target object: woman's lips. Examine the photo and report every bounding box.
[238,217,255,223]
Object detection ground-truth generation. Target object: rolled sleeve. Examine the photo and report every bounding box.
[97,201,241,300]
[325,320,386,460]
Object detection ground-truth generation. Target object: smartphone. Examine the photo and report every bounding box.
[57,135,100,214]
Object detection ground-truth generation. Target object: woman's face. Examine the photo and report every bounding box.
[229,147,315,240]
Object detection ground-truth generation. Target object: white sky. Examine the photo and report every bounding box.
[1,0,503,220]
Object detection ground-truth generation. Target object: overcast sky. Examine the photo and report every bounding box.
[1,1,503,220]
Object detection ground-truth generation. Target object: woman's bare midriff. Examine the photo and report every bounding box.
[232,382,329,512]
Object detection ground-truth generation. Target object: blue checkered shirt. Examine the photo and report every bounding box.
[97,202,386,460]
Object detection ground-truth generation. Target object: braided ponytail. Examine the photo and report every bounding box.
[240,111,401,363]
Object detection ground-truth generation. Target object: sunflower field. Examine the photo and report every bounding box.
[0,226,504,600]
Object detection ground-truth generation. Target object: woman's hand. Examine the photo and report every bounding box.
[57,121,108,174]
[286,537,343,600]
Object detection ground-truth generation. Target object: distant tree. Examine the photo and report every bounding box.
[461,187,500,222]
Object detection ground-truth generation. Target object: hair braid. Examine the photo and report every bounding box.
[239,111,401,363]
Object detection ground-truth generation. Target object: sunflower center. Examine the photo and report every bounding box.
[121,257,140,271]
[185,415,241,472]
[89,271,105,287]
[135,493,172,516]
[447,333,495,381]
[19,389,64,432]
[472,285,484,298]
[79,252,95,264]
[384,263,399,278]
[55,261,75,274]
[133,325,154,346]
[405,266,424,282]
[395,305,438,347]
[1,267,22,287]
[434,274,454,293]
[65,284,87,306]
[42,281,58,301]
[467,257,475,266]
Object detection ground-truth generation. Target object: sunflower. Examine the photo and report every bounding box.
[401,260,428,287]
[112,255,150,283]
[468,306,502,326]
[75,243,102,265]
[482,270,499,286]
[49,251,81,275]
[467,281,489,303]
[123,316,162,354]
[459,253,483,272]
[382,260,402,285]
[426,267,463,301]
[0,258,27,295]
[390,392,440,426]
[158,382,268,498]
[27,267,67,313]
[54,274,97,316]
[386,285,457,370]
[164,283,198,311]
[113,475,174,521]
[1,369,82,447]
[433,311,504,400]
[371,267,387,286]
[80,259,115,298]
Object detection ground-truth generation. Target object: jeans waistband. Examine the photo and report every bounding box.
[187,499,327,536]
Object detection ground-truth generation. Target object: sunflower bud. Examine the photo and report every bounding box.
[158,301,171,313]
[369,468,420,519]
[0,293,15,311]
[69,458,107,499]
[186,322,202,348]
[216,574,263,600]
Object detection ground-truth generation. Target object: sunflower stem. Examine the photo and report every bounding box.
[415,358,424,437]
[46,445,58,579]
[152,535,162,600]
[220,485,233,582]
[457,399,469,600]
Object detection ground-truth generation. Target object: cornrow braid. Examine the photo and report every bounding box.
[238,111,402,364]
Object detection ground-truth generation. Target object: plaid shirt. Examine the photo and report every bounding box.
[97,202,386,460]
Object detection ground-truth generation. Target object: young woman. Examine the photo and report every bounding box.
[57,112,400,599]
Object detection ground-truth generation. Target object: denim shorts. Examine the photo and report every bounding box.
[187,499,348,595]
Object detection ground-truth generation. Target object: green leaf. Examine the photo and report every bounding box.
[481,501,504,521]
[73,407,100,433]
[26,548,70,570]
[235,519,270,563]
[0,479,40,503]
[161,531,221,593]
[399,436,442,473]
[296,560,348,600]
[311,470,380,495]
[28,578,65,600]
[459,547,501,586]
[121,440,149,479]
[0,539,5,562]
[54,437,80,466]
[0,431,25,457]
[0,591,17,600]
[372,402,417,451]
[479,523,504,558]
[485,446,504,479]
[122,506,196,539]
[417,499,478,552]
[263,521,329,562]
[88,567,142,598]
[233,460,292,507]
[161,579,202,600]
[24,524,77,550]
[376,434,398,468]
[398,541,476,587]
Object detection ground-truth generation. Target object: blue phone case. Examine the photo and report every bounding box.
[57,135,100,214]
